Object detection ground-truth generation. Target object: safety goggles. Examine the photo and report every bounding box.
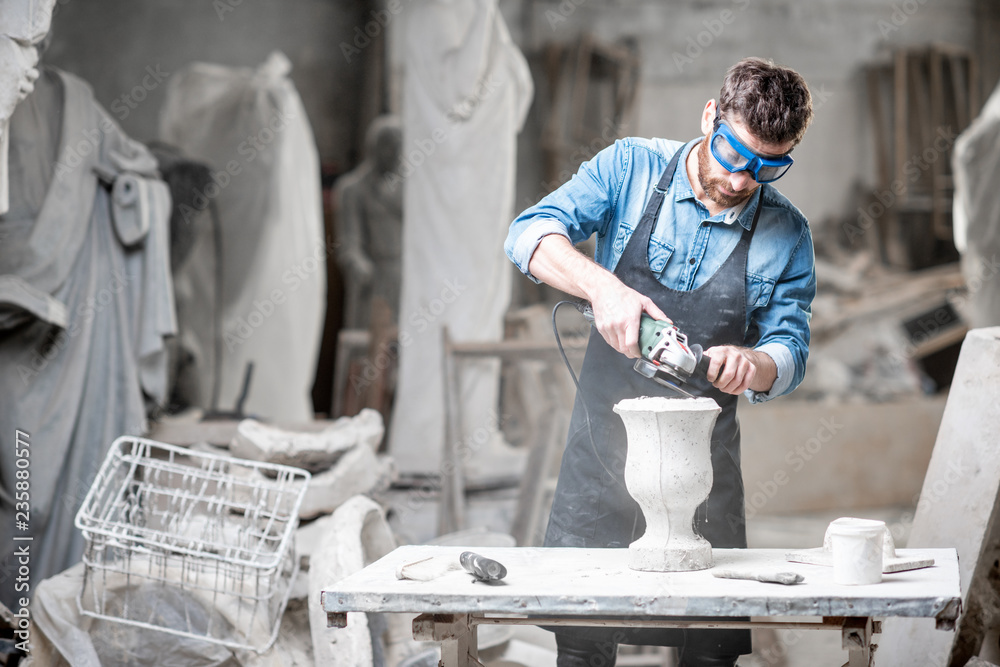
[710,111,793,183]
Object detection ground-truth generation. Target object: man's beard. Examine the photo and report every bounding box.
[697,139,758,209]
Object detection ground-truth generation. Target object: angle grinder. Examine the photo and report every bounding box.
[575,303,712,398]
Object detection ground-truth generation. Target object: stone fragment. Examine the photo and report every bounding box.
[231,409,384,473]
[297,445,394,520]
[878,327,1000,666]
[309,496,424,667]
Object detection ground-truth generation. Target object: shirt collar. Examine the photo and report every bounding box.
[672,139,761,232]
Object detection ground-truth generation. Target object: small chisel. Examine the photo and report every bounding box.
[460,551,507,582]
[713,569,804,585]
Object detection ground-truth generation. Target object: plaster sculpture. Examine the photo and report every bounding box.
[0,0,175,607]
[334,115,403,329]
[160,52,325,422]
[614,396,720,572]
[388,0,533,474]
[0,0,55,214]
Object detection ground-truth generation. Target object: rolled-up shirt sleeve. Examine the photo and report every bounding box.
[506,219,572,283]
[745,223,816,403]
[504,140,628,282]
[745,342,795,403]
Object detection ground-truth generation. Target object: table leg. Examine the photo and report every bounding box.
[842,617,874,667]
[413,613,480,667]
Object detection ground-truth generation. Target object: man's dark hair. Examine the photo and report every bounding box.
[718,57,813,148]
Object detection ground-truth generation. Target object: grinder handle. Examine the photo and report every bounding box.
[689,343,713,379]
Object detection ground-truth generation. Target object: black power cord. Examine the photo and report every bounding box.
[550,301,629,494]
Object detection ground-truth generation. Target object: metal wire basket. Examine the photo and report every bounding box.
[74,436,311,653]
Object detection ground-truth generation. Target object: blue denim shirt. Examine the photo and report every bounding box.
[505,138,815,403]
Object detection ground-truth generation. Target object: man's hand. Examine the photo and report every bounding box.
[590,280,669,359]
[527,235,669,358]
[703,346,777,395]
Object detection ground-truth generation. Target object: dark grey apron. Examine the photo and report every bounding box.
[544,139,760,654]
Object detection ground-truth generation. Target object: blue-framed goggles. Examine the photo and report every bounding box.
[710,111,793,183]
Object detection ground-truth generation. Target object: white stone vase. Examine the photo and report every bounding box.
[614,396,720,572]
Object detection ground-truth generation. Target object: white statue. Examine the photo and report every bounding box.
[0,0,175,607]
[0,0,55,213]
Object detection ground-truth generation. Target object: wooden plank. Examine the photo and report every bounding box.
[894,50,909,202]
[570,33,595,142]
[867,66,891,190]
[448,337,587,361]
[929,49,947,239]
[439,326,466,535]
[946,52,970,129]
[509,364,569,547]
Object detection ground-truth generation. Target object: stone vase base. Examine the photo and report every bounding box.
[628,535,714,572]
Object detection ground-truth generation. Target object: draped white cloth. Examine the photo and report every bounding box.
[389,0,532,473]
[160,52,325,422]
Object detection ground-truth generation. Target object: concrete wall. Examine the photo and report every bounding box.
[739,396,947,515]
[42,0,372,170]
[501,0,999,232]
[42,0,1000,232]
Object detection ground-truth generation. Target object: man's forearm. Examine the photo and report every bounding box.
[527,233,609,302]
[527,233,669,357]
[746,348,777,393]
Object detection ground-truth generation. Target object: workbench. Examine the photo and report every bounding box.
[321,545,961,667]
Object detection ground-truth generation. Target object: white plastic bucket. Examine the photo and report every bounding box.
[828,517,885,585]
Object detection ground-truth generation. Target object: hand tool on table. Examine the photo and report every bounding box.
[395,555,460,581]
[713,569,805,585]
[395,552,508,583]
[460,551,507,582]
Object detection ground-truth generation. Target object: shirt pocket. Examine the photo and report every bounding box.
[746,272,775,310]
[612,222,634,254]
[647,238,675,277]
[612,223,675,276]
